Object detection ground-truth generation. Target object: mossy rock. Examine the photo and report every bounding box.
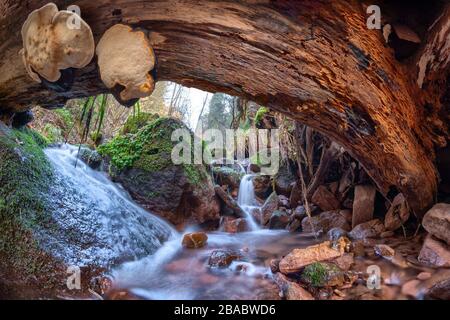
[212,166,243,189]
[122,112,159,135]
[301,262,345,287]
[0,123,172,298]
[98,117,220,226]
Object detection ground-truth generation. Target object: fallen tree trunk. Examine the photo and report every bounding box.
[0,0,448,215]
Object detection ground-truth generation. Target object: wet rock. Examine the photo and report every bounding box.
[417,272,431,281]
[302,210,351,233]
[268,210,290,229]
[261,192,278,225]
[328,227,348,241]
[352,241,366,257]
[311,185,340,211]
[208,249,243,268]
[278,195,290,208]
[380,231,395,238]
[248,163,260,173]
[274,273,314,300]
[333,253,354,271]
[214,185,245,218]
[252,175,271,198]
[279,241,342,274]
[220,217,248,233]
[286,218,302,233]
[273,161,297,197]
[351,185,376,228]
[99,118,220,227]
[426,272,450,300]
[374,244,395,259]
[212,166,241,191]
[418,235,450,267]
[182,232,208,249]
[301,262,345,287]
[269,259,280,273]
[401,279,422,299]
[0,124,174,298]
[348,219,385,240]
[293,205,306,220]
[384,193,410,231]
[422,203,450,245]
[79,147,103,170]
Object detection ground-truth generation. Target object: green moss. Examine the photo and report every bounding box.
[254,106,269,126]
[122,112,159,135]
[42,123,63,144]
[99,117,209,186]
[0,125,56,286]
[301,262,341,287]
[54,108,74,128]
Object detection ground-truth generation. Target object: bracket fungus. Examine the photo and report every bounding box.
[20,3,95,88]
[96,24,156,105]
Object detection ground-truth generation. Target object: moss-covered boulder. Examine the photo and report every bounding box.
[98,117,220,227]
[0,122,173,298]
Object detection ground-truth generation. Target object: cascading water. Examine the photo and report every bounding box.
[43,145,178,266]
[237,174,260,230]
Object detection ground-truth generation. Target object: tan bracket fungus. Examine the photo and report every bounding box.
[96,24,156,103]
[20,3,95,83]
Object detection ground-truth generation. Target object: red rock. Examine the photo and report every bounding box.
[352,185,376,228]
[348,219,385,240]
[417,272,431,281]
[422,203,450,245]
[269,259,280,273]
[182,232,208,249]
[311,185,340,211]
[279,241,342,274]
[418,235,450,267]
[302,210,351,233]
[333,253,354,271]
[274,273,314,300]
[261,192,278,225]
[374,244,395,259]
[384,193,410,231]
[208,249,243,268]
[221,217,248,233]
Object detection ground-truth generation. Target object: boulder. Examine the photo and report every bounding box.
[351,185,376,228]
[426,271,450,300]
[279,241,342,274]
[384,193,410,231]
[208,249,243,267]
[327,227,348,241]
[79,147,103,170]
[98,118,220,227]
[302,210,351,233]
[333,253,355,271]
[301,262,345,287]
[214,185,245,217]
[212,166,242,191]
[374,244,395,259]
[273,161,297,197]
[273,273,314,300]
[278,194,290,208]
[0,124,173,298]
[261,192,278,225]
[348,219,385,240]
[252,175,272,198]
[268,210,290,229]
[220,217,248,233]
[418,235,450,267]
[422,203,450,245]
[311,185,341,211]
[182,232,208,249]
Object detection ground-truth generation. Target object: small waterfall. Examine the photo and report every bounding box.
[237,174,260,230]
[43,144,178,266]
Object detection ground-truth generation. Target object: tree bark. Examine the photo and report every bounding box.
[0,0,448,215]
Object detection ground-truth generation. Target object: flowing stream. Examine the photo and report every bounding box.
[43,145,430,300]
